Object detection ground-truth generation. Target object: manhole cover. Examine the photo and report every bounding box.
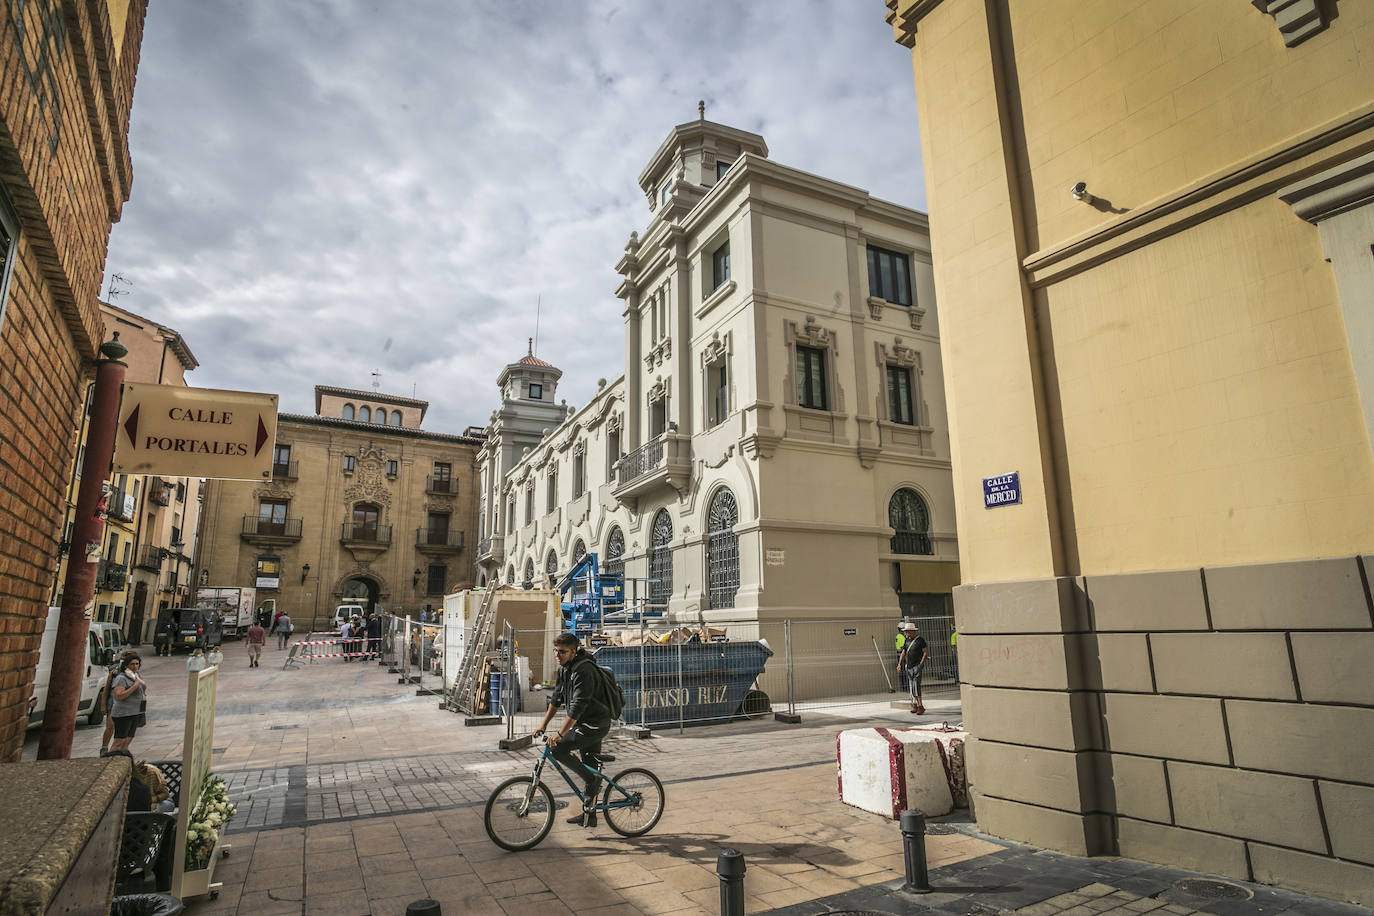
[1172,878,1252,900]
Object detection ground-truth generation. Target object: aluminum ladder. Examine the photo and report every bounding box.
[450,586,499,714]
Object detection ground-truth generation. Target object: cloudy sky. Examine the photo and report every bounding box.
[104,1,925,435]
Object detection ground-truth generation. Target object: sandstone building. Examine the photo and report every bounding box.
[886,0,1374,903]
[194,387,482,631]
[475,117,959,680]
[0,0,148,761]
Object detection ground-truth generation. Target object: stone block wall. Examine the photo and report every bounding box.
[960,558,1374,905]
[0,0,147,761]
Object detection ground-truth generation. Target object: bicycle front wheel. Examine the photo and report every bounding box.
[484,777,555,851]
[602,767,665,837]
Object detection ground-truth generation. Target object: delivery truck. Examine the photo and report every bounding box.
[195,586,257,639]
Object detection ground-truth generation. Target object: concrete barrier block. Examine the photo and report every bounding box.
[1168,761,1325,852]
[1205,557,1370,630]
[1292,632,1374,705]
[1249,843,1374,908]
[1151,633,1297,700]
[836,726,965,819]
[1227,700,1374,783]
[1084,569,1209,632]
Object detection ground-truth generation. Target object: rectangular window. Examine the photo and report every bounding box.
[344,455,356,472]
[572,452,585,498]
[887,365,915,425]
[528,383,542,400]
[0,192,17,331]
[866,245,912,307]
[386,459,398,477]
[709,362,728,427]
[426,564,447,596]
[606,430,621,481]
[650,397,667,438]
[427,513,449,545]
[506,497,515,534]
[524,487,534,525]
[715,159,732,180]
[258,499,287,536]
[796,346,828,410]
[546,469,558,513]
[711,240,731,291]
[176,481,186,502]
[272,444,291,466]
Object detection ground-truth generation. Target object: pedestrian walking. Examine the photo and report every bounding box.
[99,649,138,756]
[159,617,177,656]
[246,619,266,667]
[366,611,382,657]
[276,612,293,649]
[108,654,146,754]
[897,622,928,715]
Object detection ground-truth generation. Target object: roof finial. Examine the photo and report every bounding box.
[527,337,533,357]
[698,99,705,120]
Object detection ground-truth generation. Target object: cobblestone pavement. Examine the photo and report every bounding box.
[28,649,1370,915]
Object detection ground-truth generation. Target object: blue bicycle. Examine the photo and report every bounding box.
[484,736,665,851]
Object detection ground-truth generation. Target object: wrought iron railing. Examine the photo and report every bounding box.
[341,522,392,545]
[271,460,299,479]
[617,436,665,486]
[415,528,464,549]
[890,531,934,555]
[241,515,304,539]
[135,545,164,571]
[426,475,453,494]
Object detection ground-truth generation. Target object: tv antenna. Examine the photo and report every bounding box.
[105,272,131,300]
[370,370,382,392]
[533,293,542,356]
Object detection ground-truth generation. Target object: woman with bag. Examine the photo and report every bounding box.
[109,653,147,753]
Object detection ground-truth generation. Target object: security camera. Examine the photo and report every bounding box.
[1070,181,1092,203]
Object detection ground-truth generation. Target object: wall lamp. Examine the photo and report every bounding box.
[300,563,310,584]
[1070,181,1094,204]
[412,568,422,588]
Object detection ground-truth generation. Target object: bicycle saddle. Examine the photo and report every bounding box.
[598,754,616,763]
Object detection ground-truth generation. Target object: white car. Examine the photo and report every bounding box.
[28,609,115,728]
[333,604,364,629]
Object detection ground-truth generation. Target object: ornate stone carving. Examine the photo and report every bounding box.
[644,337,672,369]
[880,337,919,369]
[1250,0,1328,47]
[791,314,833,350]
[867,296,885,320]
[908,304,927,331]
[343,454,392,509]
[702,331,729,366]
[254,479,293,502]
[648,376,669,403]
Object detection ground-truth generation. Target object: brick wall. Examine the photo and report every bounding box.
[0,0,147,761]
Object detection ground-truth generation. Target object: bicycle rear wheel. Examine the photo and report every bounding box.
[601,767,665,837]
[484,777,555,851]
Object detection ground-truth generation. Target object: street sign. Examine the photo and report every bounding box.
[114,383,278,479]
[983,471,1022,508]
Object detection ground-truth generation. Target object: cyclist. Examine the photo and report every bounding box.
[533,632,612,826]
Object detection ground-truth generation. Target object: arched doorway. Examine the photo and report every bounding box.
[340,576,379,611]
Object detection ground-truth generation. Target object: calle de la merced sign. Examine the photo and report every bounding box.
[114,383,279,480]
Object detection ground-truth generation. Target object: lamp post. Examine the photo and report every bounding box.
[39,334,127,760]
[300,562,310,585]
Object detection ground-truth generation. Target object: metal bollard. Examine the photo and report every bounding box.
[900,809,931,893]
[405,900,440,916]
[717,848,746,916]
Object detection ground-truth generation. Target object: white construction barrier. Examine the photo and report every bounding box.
[836,725,968,818]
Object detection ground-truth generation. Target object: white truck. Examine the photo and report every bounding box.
[196,586,258,639]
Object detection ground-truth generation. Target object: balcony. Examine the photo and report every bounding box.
[241,515,304,544]
[107,488,135,523]
[416,528,464,553]
[135,545,164,572]
[340,522,391,562]
[148,478,171,506]
[477,535,503,565]
[272,460,299,480]
[426,475,454,495]
[612,432,692,509]
[96,561,128,592]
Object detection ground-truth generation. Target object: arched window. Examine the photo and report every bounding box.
[506,564,515,585]
[889,488,932,555]
[372,407,386,424]
[572,539,587,566]
[706,488,740,609]
[391,410,402,425]
[604,527,625,579]
[522,558,535,590]
[649,510,673,610]
[545,549,559,581]
[342,403,355,420]
[359,405,371,422]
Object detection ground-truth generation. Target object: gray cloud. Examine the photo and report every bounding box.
[105,1,926,433]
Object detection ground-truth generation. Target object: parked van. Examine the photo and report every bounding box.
[27,608,111,729]
[170,607,224,651]
[333,604,364,629]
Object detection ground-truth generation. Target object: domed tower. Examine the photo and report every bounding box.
[474,340,572,584]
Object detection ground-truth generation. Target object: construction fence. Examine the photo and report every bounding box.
[471,615,959,737]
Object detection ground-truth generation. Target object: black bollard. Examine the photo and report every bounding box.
[717,848,746,916]
[405,899,441,916]
[900,809,931,892]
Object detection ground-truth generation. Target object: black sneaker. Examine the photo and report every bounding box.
[565,809,598,827]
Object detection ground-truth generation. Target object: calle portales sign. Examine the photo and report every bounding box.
[114,383,279,480]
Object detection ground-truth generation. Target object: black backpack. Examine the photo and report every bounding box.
[594,661,626,720]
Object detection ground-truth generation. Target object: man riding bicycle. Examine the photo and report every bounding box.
[534,632,612,827]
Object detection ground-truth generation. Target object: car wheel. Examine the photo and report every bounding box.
[86,690,104,727]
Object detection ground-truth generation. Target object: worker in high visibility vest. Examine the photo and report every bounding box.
[895,623,910,689]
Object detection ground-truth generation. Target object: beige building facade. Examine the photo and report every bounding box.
[195,387,481,631]
[51,302,204,645]
[887,0,1374,903]
[476,118,959,685]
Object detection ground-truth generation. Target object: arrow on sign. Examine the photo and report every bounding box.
[256,416,269,456]
[123,404,140,446]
